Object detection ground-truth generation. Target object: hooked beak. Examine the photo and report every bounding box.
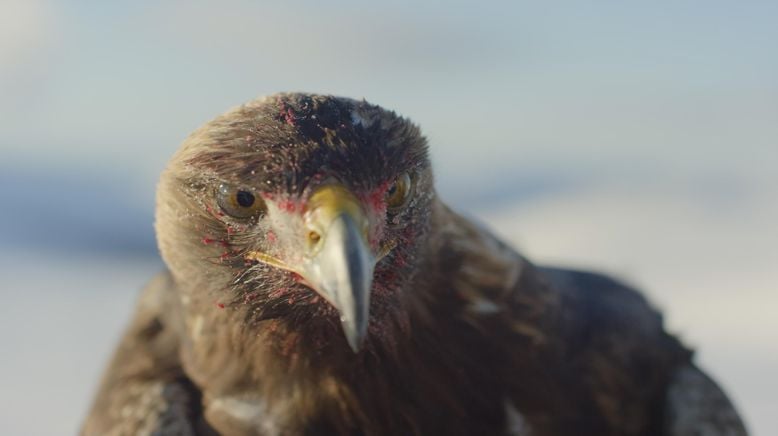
[299,185,375,352]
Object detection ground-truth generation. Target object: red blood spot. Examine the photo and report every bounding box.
[267,230,277,243]
[202,237,214,245]
[277,199,297,213]
[269,287,290,299]
[378,269,399,283]
[205,204,225,218]
[283,108,296,126]
[364,182,390,212]
[277,98,294,126]
[216,302,225,309]
[244,292,260,304]
[394,253,408,268]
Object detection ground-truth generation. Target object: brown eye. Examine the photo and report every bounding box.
[386,172,413,211]
[217,184,266,219]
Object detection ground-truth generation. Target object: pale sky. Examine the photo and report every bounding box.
[2,0,776,198]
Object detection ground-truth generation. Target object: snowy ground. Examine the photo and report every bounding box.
[0,251,162,435]
[0,185,774,435]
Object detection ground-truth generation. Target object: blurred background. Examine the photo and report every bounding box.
[1,0,776,434]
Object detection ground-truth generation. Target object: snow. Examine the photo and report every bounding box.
[0,250,162,435]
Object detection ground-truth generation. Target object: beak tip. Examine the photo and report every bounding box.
[346,336,363,353]
[342,317,368,353]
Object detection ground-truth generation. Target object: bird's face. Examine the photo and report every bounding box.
[156,94,433,352]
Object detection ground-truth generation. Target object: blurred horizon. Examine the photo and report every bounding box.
[1,1,776,434]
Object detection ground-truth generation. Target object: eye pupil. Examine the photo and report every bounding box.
[217,184,266,219]
[236,191,255,208]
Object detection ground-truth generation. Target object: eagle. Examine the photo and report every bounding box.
[82,93,747,435]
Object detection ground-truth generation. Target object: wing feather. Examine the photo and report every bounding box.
[81,272,208,436]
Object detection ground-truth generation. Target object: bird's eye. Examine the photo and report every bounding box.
[216,184,266,219]
[386,172,413,211]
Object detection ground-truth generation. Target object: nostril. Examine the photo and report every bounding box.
[308,230,321,245]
